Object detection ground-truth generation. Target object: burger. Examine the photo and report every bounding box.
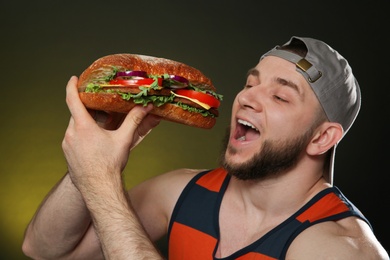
[77,54,222,129]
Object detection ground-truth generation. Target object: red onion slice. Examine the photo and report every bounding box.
[116,70,148,79]
[169,75,189,89]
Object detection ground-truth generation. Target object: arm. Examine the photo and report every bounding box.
[62,76,163,259]
[22,173,103,259]
[23,76,164,259]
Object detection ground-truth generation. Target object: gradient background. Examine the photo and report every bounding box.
[1,0,389,258]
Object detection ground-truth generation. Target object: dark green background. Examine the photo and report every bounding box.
[1,0,388,258]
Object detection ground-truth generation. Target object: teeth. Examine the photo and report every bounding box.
[238,119,258,131]
[237,136,246,141]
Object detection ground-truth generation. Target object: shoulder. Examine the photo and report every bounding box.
[136,168,204,190]
[130,168,205,205]
[286,217,389,260]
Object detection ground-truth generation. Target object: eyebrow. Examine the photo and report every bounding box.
[246,68,259,77]
[246,68,303,97]
[275,77,302,96]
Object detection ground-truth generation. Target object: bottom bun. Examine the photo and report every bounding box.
[79,92,216,129]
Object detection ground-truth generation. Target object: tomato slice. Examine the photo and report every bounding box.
[109,78,162,87]
[175,89,220,108]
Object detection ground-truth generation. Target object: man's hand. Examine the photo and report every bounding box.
[62,76,161,192]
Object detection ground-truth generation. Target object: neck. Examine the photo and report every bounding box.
[226,162,331,216]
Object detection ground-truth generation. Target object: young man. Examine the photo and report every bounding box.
[22,36,389,259]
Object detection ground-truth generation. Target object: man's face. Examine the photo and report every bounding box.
[220,56,322,180]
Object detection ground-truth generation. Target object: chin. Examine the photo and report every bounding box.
[223,144,253,167]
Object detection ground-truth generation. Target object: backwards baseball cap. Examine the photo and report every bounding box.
[261,36,361,185]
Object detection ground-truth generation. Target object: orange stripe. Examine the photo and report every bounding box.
[296,192,349,223]
[169,222,217,260]
[236,252,277,260]
[196,168,227,192]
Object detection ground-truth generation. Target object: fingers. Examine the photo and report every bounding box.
[118,104,161,144]
[65,76,161,149]
[88,110,128,130]
[65,76,94,124]
[66,77,128,130]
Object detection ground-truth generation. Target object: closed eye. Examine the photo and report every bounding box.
[274,95,288,102]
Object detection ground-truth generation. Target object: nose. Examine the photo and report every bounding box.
[236,86,262,111]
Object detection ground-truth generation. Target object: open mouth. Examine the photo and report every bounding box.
[234,119,260,141]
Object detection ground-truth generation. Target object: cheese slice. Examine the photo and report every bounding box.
[171,91,211,110]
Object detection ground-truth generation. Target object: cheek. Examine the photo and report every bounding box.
[271,111,313,138]
[267,110,301,137]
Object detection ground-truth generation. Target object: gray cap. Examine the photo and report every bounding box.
[261,36,361,185]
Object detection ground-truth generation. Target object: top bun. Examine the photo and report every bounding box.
[78,53,215,92]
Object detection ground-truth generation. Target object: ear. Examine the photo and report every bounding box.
[307,122,343,156]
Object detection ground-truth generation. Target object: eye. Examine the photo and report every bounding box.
[243,84,253,89]
[274,95,288,102]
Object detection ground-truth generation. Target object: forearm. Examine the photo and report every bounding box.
[81,172,163,260]
[23,173,94,259]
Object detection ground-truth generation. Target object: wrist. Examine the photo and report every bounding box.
[76,169,127,210]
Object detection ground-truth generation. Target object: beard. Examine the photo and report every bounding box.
[218,127,314,181]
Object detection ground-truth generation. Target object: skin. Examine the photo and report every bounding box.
[22,57,389,260]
